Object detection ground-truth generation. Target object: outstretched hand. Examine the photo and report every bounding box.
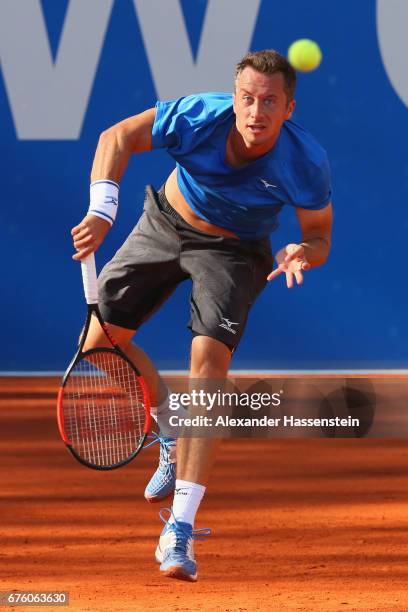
[267,243,310,288]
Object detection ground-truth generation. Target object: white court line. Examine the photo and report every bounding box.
[161,369,408,376]
[2,369,408,377]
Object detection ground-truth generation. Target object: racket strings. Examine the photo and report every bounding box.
[63,351,146,467]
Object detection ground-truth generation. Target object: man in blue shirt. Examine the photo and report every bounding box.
[71,49,332,582]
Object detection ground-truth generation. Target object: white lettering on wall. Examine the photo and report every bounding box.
[377,0,408,108]
[0,0,113,139]
[134,0,261,100]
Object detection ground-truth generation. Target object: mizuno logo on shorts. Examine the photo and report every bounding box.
[260,179,278,189]
[219,318,239,334]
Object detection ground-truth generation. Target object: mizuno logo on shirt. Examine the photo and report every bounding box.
[260,179,277,189]
[219,318,239,334]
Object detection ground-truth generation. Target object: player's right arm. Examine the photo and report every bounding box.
[71,108,156,261]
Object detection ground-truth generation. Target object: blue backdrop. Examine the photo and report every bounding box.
[1,0,407,371]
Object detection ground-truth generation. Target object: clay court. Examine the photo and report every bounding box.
[1,376,408,611]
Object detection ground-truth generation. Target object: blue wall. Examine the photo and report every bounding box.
[1,0,407,371]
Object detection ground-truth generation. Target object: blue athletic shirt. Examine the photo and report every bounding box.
[152,92,332,240]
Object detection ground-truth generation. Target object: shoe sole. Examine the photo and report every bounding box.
[144,490,173,504]
[161,566,197,582]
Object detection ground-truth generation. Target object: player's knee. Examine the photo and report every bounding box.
[191,335,231,378]
[194,363,228,379]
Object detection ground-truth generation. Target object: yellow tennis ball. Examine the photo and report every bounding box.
[288,39,322,72]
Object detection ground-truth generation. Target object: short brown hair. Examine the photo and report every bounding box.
[235,49,296,102]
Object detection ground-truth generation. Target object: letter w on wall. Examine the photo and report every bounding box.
[134,0,261,100]
[0,0,113,140]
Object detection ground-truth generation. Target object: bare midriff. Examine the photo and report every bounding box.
[164,168,239,239]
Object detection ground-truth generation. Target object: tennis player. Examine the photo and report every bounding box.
[71,49,332,582]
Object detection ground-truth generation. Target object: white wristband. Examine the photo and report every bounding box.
[88,179,119,226]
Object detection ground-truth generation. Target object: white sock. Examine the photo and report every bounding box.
[169,479,206,527]
[150,387,172,437]
[150,386,186,438]
[150,384,169,419]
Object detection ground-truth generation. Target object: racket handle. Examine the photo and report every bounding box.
[81,253,98,304]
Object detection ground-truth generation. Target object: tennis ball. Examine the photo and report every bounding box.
[288,39,322,72]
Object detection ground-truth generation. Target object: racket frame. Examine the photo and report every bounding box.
[57,256,151,470]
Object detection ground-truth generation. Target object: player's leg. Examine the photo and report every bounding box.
[155,224,273,582]
[81,313,177,496]
[82,317,168,406]
[155,335,230,581]
[83,303,178,501]
[176,336,230,484]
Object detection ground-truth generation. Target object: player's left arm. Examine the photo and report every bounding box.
[267,202,332,288]
[296,202,333,268]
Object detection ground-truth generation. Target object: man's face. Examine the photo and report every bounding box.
[233,67,295,149]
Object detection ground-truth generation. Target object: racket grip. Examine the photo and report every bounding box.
[81,253,98,304]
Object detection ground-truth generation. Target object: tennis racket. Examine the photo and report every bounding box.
[57,253,151,470]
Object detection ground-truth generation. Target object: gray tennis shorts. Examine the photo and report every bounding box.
[98,185,273,350]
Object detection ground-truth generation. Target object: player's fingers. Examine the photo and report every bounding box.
[294,269,304,285]
[72,228,91,242]
[286,270,294,289]
[72,245,95,261]
[73,234,95,249]
[267,267,283,281]
[71,224,86,236]
[73,232,92,246]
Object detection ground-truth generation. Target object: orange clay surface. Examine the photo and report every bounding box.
[1,377,408,611]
